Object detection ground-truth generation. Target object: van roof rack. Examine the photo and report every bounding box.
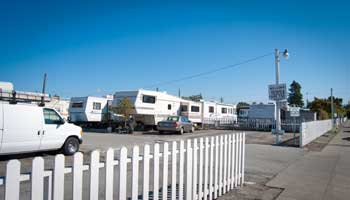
[0,89,51,105]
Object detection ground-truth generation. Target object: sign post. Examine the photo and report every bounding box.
[290,107,300,146]
[270,48,289,144]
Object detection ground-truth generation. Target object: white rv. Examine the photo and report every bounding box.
[113,89,237,128]
[201,101,237,124]
[112,89,182,128]
[69,96,112,125]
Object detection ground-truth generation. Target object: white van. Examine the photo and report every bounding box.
[0,101,83,155]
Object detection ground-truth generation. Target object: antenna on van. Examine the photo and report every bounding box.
[39,73,47,107]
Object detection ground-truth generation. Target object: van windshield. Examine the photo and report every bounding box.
[167,116,179,121]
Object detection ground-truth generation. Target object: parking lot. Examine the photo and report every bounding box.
[0,129,296,176]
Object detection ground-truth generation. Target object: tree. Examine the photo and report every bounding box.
[308,97,345,120]
[182,94,203,102]
[288,80,304,107]
[110,97,133,126]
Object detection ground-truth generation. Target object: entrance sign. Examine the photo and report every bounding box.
[290,107,300,117]
[268,84,287,101]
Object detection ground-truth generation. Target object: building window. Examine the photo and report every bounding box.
[142,95,156,104]
[209,106,214,113]
[168,104,172,110]
[93,102,102,110]
[181,105,188,112]
[221,107,227,114]
[72,102,83,108]
[191,106,200,112]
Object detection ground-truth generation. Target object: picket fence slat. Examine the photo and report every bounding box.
[163,142,169,200]
[153,143,159,200]
[119,147,128,200]
[5,160,20,200]
[203,137,209,200]
[31,157,44,200]
[171,141,177,200]
[73,152,83,200]
[223,135,228,193]
[143,145,150,200]
[192,138,198,200]
[89,150,100,200]
[218,135,224,196]
[132,146,140,200]
[227,134,232,190]
[53,154,65,200]
[238,133,242,186]
[242,133,246,184]
[209,137,215,200]
[179,140,185,200]
[213,136,219,199]
[105,148,114,200]
[3,132,246,200]
[198,138,204,200]
[186,140,193,200]
[231,135,235,189]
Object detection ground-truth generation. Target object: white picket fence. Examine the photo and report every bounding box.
[0,132,245,200]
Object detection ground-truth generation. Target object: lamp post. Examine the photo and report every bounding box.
[274,49,289,144]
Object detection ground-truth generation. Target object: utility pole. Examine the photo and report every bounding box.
[274,49,282,144]
[39,73,47,107]
[331,88,334,127]
[178,88,181,97]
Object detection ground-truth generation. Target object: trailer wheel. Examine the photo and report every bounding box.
[62,137,80,155]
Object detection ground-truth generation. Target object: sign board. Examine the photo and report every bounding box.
[290,107,300,117]
[268,84,287,101]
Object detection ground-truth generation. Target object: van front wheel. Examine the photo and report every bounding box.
[62,137,80,155]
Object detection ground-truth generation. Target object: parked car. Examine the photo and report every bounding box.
[0,102,83,155]
[157,116,195,134]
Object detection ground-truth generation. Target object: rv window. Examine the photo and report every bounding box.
[209,106,214,113]
[93,102,102,110]
[221,107,227,114]
[181,105,188,112]
[43,108,63,124]
[168,104,172,110]
[191,106,200,112]
[72,102,83,108]
[142,95,156,104]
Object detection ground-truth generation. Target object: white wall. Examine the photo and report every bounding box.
[299,119,332,147]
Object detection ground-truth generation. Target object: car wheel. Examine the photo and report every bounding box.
[62,137,80,155]
[179,127,184,135]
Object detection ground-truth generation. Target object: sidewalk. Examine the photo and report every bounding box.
[267,121,350,200]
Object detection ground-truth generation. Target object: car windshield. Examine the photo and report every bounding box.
[167,116,179,121]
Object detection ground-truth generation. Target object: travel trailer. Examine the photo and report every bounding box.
[112,89,183,129]
[0,82,82,155]
[113,89,237,129]
[69,96,112,126]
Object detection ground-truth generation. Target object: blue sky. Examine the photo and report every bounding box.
[1,0,349,104]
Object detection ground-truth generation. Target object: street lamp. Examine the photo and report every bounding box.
[274,48,289,144]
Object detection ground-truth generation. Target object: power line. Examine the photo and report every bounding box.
[144,52,273,89]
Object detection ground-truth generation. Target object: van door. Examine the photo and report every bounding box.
[1,104,42,154]
[40,108,67,150]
